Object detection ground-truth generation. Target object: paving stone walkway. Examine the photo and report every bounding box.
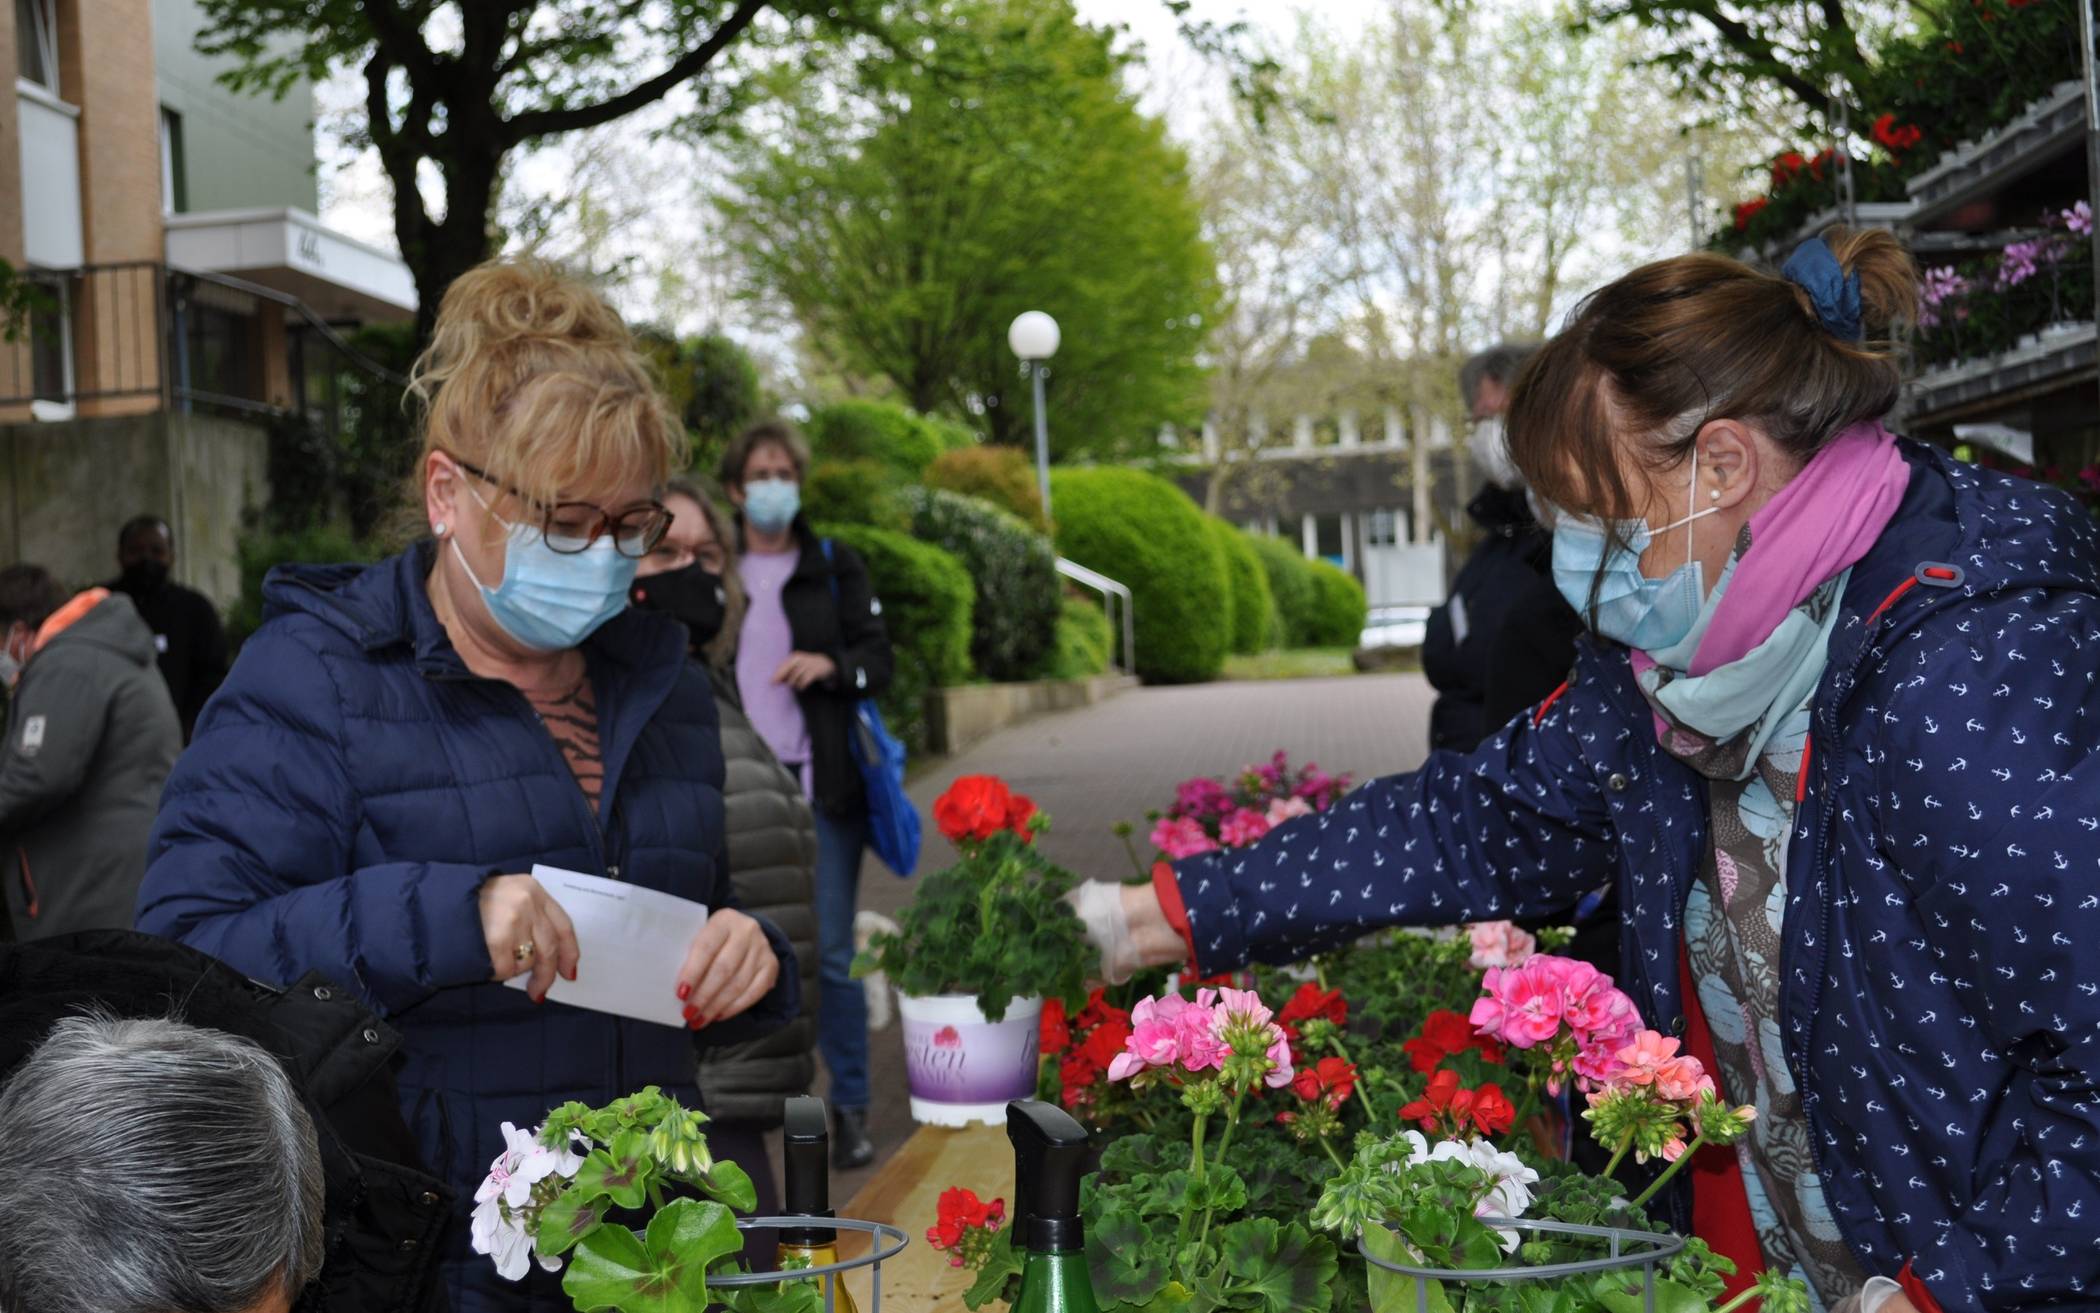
[825,672,1436,1199]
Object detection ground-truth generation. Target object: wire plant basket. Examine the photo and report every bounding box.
[705,1216,910,1313]
[1358,1217,1687,1313]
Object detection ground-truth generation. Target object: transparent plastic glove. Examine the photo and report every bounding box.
[1065,880,1140,985]
[1859,1278,1906,1313]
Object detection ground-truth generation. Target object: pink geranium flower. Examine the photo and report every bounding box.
[1467,920,1538,970]
[1150,816,1217,860]
[1614,1029,1681,1086]
[1265,796,1313,826]
[1655,1056,1716,1103]
[1470,961,1570,1048]
[1175,991,1228,1072]
[1109,993,1192,1079]
[1219,807,1272,847]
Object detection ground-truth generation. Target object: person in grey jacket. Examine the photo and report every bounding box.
[633,480,821,1213]
[0,565,180,941]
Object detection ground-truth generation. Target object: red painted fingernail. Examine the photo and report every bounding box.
[676,983,691,1000]
[689,1015,710,1030]
[531,994,544,1006]
[565,967,578,982]
[682,1005,698,1023]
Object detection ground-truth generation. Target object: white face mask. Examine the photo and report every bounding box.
[0,628,26,686]
[1467,417,1522,489]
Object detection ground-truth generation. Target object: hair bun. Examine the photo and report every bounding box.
[1818,226,1919,339]
[432,259,631,353]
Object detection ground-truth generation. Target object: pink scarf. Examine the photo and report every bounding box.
[1685,421,1911,676]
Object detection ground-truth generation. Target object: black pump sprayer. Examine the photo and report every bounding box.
[779,1096,860,1313]
[1007,1099,1101,1312]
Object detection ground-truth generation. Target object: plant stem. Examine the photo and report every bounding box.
[1628,1134,1708,1213]
[1323,1031,1381,1123]
[1602,1131,1634,1182]
[1119,831,1148,880]
[1713,1287,1760,1313]
[1317,1134,1346,1169]
[1188,1109,1209,1184]
[1211,1085,1248,1170]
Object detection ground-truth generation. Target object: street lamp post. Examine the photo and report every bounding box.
[1008,311,1061,520]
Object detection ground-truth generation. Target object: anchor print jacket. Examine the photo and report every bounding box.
[1170,443,2100,1309]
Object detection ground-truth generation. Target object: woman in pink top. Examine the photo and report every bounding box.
[720,420,894,1168]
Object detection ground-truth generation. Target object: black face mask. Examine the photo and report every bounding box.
[120,560,171,595]
[631,564,727,653]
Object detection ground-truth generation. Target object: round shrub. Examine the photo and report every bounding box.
[813,523,973,756]
[803,459,909,533]
[807,400,948,480]
[926,446,1050,533]
[1245,533,1316,647]
[1043,594,1113,680]
[1050,467,1229,684]
[903,487,1059,682]
[1304,558,1370,647]
[1206,518,1275,655]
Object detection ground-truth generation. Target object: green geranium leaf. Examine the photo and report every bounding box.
[699,1157,759,1213]
[561,1198,741,1313]
[1088,1206,1170,1309]
[572,1132,653,1211]
[964,1228,1026,1311]
[535,1187,609,1256]
[1362,1225,1453,1313]
[1185,1166,1248,1219]
[1595,1276,1714,1313]
[716,1279,824,1313]
[1218,1219,1337,1313]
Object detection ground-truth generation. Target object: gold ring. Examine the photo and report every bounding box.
[514,941,536,963]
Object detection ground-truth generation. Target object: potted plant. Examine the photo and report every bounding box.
[468,1085,824,1312]
[857,774,1090,1126]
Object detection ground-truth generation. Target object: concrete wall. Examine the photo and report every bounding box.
[0,410,266,608]
[152,0,317,214]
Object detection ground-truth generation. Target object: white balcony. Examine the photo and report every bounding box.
[17,78,83,268]
[164,207,416,323]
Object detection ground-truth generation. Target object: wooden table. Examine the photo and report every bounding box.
[831,1122,1014,1313]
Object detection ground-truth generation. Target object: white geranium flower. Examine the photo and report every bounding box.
[471,1122,586,1280]
[471,1195,535,1281]
[1421,1137,1538,1252]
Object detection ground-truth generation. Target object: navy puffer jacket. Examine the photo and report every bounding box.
[136,545,799,1313]
[1172,444,2100,1309]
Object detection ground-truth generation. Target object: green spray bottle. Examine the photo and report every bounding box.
[1007,1099,1101,1313]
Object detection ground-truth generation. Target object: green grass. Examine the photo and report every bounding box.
[1222,646,1405,681]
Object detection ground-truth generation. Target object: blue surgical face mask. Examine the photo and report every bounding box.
[452,479,636,652]
[1550,450,1720,653]
[743,478,801,533]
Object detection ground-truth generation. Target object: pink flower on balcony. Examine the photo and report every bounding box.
[1150,816,1217,860]
[1264,796,1313,826]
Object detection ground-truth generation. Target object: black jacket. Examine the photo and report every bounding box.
[735,518,894,818]
[697,694,819,1125]
[0,931,451,1313]
[105,575,228,741]
[1421,484,1579,751]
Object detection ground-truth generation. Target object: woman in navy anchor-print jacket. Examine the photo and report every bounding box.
[1074,232,2100,1311]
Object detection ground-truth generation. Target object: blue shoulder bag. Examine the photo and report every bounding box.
[823,539,920,877]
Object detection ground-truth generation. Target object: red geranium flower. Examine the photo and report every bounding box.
[1080,1016,1133,1071]
[1278,981,1348,1029]
[1400,1068,1465,1128]
[1006,792,1039,842]
[1468,1081,1516,1137]
[934,775,1017,843]
[1770,150,1807,188]
[1291,1056,1360,1109]
[1734,197,1770,230]
[1058,1050,1100,1109]
[1040,997,1071,1054]
[1402,1009,1503,1073]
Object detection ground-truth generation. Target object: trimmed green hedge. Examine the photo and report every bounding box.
[230,524,382,649]
[815,522,974,756]
[1043,595,1113,680]
[803,459,910,533]
[1304,558,1369,647]
[903,487,1060,682]
[1050,467,1228,684]
[1207,518,1276,655]
[1246,533,1316,647]
[806,400,967,481]
[925,446,1050,533]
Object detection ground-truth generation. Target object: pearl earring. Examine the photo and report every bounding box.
[1709,489,1721,503]
[433,522,448,537]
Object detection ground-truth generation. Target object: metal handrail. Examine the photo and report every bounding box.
[1055,556,1135,677]
[169,263,409,388]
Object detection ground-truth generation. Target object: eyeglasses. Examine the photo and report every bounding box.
[450,456,674,559]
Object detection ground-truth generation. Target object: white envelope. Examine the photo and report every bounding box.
[503,865,708,1028]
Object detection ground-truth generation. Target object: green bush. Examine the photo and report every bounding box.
[229,524,383,649]
[802,459,910,533]
[1303,558,1369,647]
[1245,533,1317,647]
[1206,518,1275,655]
[903,487,1059,682]
[815,522,974,756]
[1050,467,1228,684]
[806,400,959,480]
[1042,594,1113,680]
[925,446,1049,533]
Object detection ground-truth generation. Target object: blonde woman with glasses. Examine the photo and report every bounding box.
[137,262,797,1313]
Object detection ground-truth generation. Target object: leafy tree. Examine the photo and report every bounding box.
[722,0,1217,456]
[196,0,897,341]
[679,333,764,460]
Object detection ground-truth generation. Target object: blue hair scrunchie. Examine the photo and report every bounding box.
[1781,236,1863,342]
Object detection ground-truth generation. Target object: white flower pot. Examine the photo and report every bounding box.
[897,992,1042,1127]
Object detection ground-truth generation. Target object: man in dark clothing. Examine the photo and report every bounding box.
[0,564,181,940]
[1421,342,1584,751]
[106,514,229,740]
